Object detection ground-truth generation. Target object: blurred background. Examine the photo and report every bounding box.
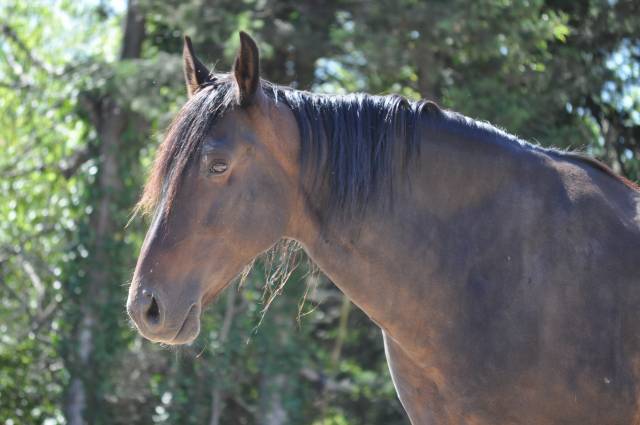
[0,0,638,424]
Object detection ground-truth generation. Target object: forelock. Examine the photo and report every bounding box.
[135,74,237,219]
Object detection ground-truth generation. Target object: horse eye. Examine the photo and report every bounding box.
[209,162,228,175]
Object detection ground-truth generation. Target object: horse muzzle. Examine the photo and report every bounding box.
[127,286,202,345]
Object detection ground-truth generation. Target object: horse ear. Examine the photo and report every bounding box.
[232,31,261,106]
[183,35,212,97]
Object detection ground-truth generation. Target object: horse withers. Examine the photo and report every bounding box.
[127,32,640,424]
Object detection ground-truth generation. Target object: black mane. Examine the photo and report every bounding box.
[267,83,436,212]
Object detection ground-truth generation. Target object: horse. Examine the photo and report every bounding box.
[127,32,640,424]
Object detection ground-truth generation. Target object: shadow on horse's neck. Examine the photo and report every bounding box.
[286,118,469,356]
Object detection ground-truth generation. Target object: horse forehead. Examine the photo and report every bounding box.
[208,107,262,141]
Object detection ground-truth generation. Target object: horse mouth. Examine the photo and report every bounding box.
[167,303,201,345]
[146,283,229,345]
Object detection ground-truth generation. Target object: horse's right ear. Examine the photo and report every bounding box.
[183,36,212,97]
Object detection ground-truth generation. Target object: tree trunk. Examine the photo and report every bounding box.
[64,1,145,423]
[209,288,238,425]
[258,373,289,425]
[330,295,351,371]
[257,303,291,425]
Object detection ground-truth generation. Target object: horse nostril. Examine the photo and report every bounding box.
[145,296,160,325]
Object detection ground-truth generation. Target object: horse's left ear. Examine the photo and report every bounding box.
[183,35,212,97]
[232,31,261,106]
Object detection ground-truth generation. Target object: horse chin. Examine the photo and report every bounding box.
[164,303,202,346]
[163,283,230,345]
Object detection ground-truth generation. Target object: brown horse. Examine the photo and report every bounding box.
[127,32,640,424]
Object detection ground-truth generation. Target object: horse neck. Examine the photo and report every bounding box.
[290,119,529,354]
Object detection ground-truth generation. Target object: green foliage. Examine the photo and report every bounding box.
[0,0,638,424]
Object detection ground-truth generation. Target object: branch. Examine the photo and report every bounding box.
[3,164,46,179]
[2,148,91,180]
[61,148,92,179]
[299,367,354,393]
[1,22,52,73]
[0,21,83,83]
[29,298,61,336]
[0,248,61,338]
[0,260,35,323]
[15,253,45,299]
[227,393,256,417]
[0,79,32,90]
